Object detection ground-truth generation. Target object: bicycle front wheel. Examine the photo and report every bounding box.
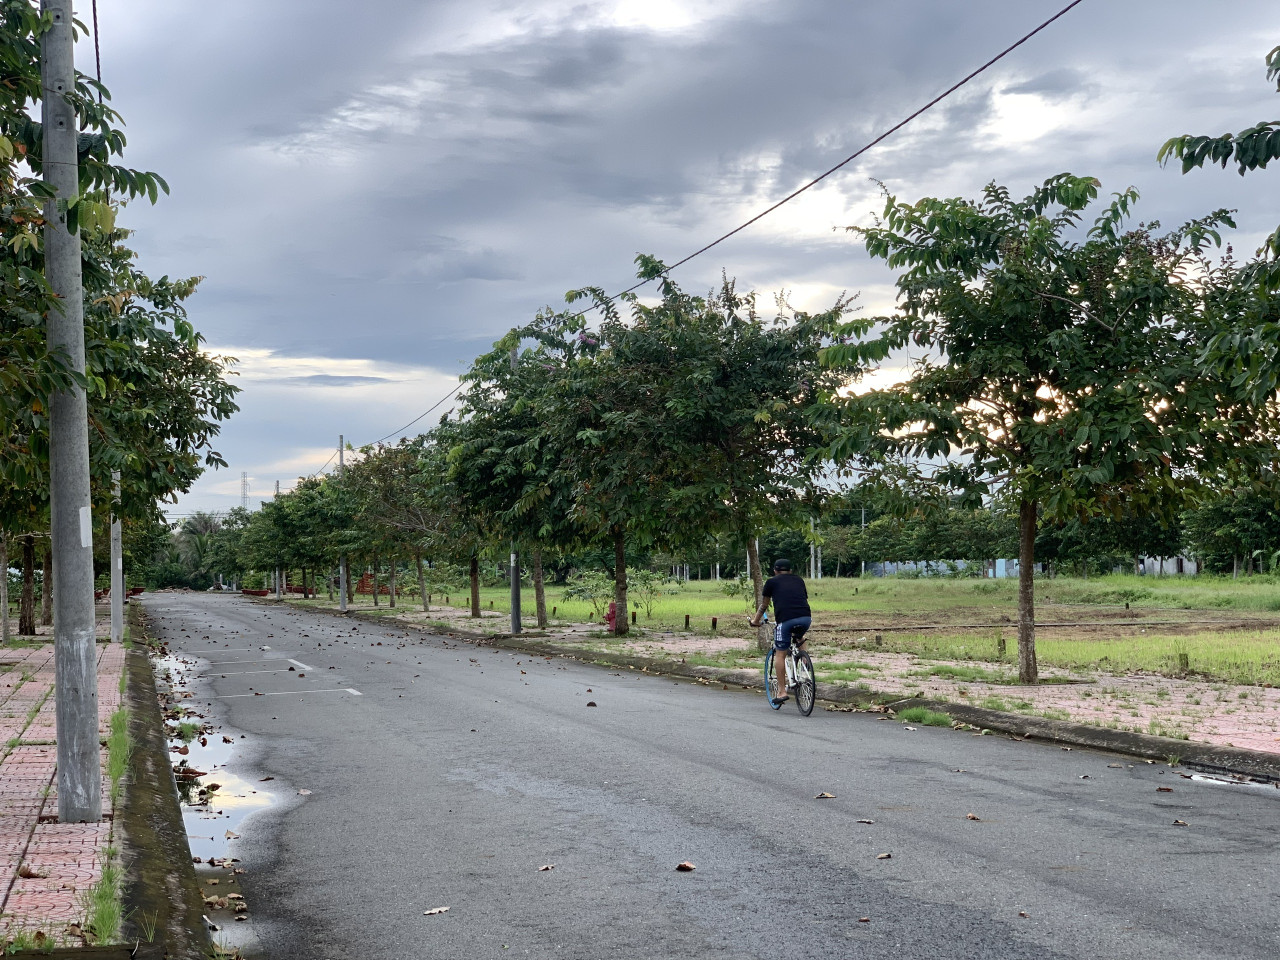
[764,651,783,710]
[794,650,816,716]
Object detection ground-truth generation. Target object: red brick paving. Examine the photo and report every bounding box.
[0,637,125,941]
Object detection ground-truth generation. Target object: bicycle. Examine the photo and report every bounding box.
[761,615,816,716]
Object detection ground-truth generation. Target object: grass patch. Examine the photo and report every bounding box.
[175,720,200,743]
[908,663,1013,684]
[3,928,56,954]
[896,706,953,727]
[106,707,131,808]
[80,847,123,944]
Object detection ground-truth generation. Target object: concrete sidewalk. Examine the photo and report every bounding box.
[1,637,125,944]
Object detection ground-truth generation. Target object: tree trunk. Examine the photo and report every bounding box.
[747,535,768,653]
[416,550,428,612]
[40,543,52,626]
[1,531,10,644]
[20,534,36,636]
[389,555,397,608]
[372,554,380,607]
[327,568,334,601]
[613,530,628,636]
[1017,499,1039,684]
[533,547,548,628]
[469,554,481,618]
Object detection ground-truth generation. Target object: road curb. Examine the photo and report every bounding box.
[259,598,1280,784]
[119,607,214,959]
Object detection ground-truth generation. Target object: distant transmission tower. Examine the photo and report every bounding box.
[240,472,249,509]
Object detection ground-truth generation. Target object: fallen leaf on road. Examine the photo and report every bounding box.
[423,906,450,915]
[966,813,982,821]
[1172,819,1188,826]
[586,701,597,707]
[855,819,875,825]
[225,830,239,839]
[222,736,233,744]
[538,864,555,871]
[858,917,870,923]
[1061,747,1072,751]
[1018,911,1029,918]
[298,789,312,795]
[675,862,696,872]
[876,853,891,860]
[814,792,836,799]
[1078,775,1090,780]
[259,777,274,782]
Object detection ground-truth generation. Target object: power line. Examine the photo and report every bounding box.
[292,0,1084,479]
[583,0,1088,310]
[365,380,465,447]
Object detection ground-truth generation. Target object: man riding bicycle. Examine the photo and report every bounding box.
[749,558,811,703]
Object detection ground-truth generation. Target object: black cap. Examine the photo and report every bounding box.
[772,558,792,572]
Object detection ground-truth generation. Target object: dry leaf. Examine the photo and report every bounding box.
[856,819,875,825]
[259,776,274,782]
[1172,819,1188,826]
[225,830,239,839]
[423,906,450,916]
[1018,911,1029,918]
[1108,763,1123,768]
[875,853,891,860]
[538,864,555,871]
[675,861,696,872]
[966,813,982,821]
[586,701,597,707]
[858,917,870,923]
[1157,787,1173,793]
[298,789,312,795]
[814,792,836,799]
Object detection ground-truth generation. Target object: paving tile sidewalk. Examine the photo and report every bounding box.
[0,630,125,944]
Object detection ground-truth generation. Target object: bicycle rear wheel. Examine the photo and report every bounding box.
[764,651,783,709]
[794,649,816,716]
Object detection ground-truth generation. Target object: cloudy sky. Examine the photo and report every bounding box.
[88,0,1280,515]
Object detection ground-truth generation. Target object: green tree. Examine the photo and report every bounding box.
[1159,45,1280,290]
[527,259,848,642]
[825,175,1260,682]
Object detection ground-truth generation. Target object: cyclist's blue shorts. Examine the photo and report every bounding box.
[773,616,812,651]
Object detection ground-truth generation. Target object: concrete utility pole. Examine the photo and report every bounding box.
[110,473,122,643]
[338,438,348,613]
[809,517,816,579]
[861,506,866,578]
[508,340,522,634]
[274,480,281,599]
[42,0,102,823]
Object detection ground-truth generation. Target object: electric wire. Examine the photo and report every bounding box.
[577,0,1087,312]
[289,0,1086,484]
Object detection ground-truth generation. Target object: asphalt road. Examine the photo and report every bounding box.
[141,593,1280,960]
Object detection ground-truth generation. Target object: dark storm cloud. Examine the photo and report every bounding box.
[92,0,1280,511]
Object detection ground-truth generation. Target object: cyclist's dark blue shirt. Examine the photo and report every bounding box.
[763,573,810,622]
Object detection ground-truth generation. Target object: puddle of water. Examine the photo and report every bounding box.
[1184,772,1280,797]
[154,650,277,954]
